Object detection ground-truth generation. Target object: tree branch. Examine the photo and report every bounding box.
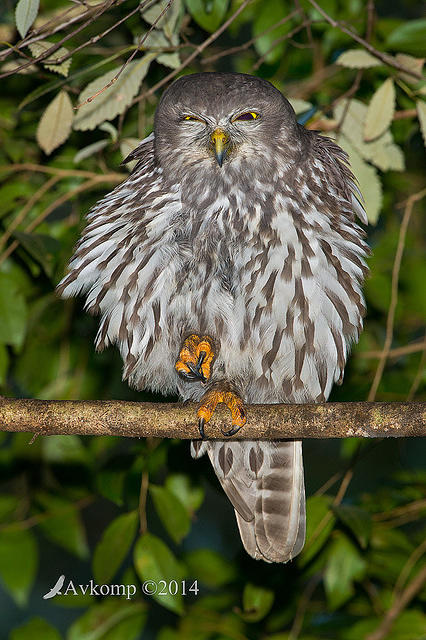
[0,399,424,440]
[306,0,422,79]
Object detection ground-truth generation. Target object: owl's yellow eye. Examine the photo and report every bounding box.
[233,112,260,122]
[183,115,204,122]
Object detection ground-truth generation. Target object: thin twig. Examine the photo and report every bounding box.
[358,340,426,360]
[0,175,60,250]
[289,573,322,640]
[0,495,93,532]
[0,163,125,179]
[392,538,426,599]
[0,174,124,266]
[139,471,149,534]
[131,0,255,107]
[305,0,422,79]
[201,9,301,66]
[407,334,426,401]
[366,566,426,640]
[0,0,118,79]
[75,0,176,110]
[253,21,311,70]
[368,189,426,401]
[50,3,144,66]
[373,499,426,522]
[0,1,105,61]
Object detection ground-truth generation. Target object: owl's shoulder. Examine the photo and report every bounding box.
[121,132,155,167]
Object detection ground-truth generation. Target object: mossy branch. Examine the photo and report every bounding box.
[0,398,424,440]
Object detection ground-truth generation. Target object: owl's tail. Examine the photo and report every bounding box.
[191,439,306,563]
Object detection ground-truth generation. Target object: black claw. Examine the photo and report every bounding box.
[187,361,206,383]
[198,417,206,439]
[221,424,242,437]
[179,350,207,383]
[178,369,199,381]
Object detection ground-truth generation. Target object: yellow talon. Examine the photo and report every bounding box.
[197,387,247,438]
[175,334,215,383]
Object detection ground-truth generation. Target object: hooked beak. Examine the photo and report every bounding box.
[210,128,229,167]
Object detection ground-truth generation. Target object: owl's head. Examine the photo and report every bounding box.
[154,72,300,175]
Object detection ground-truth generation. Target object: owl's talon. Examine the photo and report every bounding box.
[198,417,206,439]
[197,386,247,438]
[221,425,242,437]
[175,335,215,383]
[186,354,207,383]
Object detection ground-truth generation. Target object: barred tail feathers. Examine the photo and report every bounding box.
[193,439,306,563]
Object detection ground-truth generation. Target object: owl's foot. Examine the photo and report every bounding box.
[175,334,215,383]
[198,386,247,438]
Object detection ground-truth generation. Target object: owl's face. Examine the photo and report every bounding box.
[154,72,299,176]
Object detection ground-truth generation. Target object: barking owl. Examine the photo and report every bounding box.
[58,72,369,563]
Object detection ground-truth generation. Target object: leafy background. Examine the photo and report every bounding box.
[0,0,425,639]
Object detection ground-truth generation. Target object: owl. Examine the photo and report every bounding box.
[58,72,368,563]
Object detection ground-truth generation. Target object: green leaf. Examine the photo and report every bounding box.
[10,617,62,640]
[0,343,9,385]
[73,55,156,131]
[0,273,27,348]
[36,493,89,559]
[417,100,426,147]
[42,435,90,465]
[343,610,426,640]
[15,0,39,39]
[336,49,381,69]
[287,98,312,114]
[157,629,179,640]
[142,0,182,40]
[149,484,191,544]
[73,140,109,164]
[134,533,185,614]
[99,122,118,141]
[120,138,140,171]
[0,528,38,606]
[93,511,138,584]
[367,139,405,171]
[141,29,181,69]
[184,549,237,587]
[395,53,425,84]
[240,583,275,622]
[185,0,229,33]
[28,40,72,77]
[36,91,73,155]
[165,473,204,514]
[364,78,395,141]
[386,19,426,56]
[253,0,292,64]
[324,532,367,609]
[12,232,61,277]
[299,495,336,566]
[334,99,404,172]
[338,138,383,224]
[0,181,34,219]
[0,495,19,521]
[67,599,147,640]
[96,470,126,506]
[332,504,372,548]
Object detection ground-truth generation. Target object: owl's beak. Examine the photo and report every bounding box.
[210,128,229,167]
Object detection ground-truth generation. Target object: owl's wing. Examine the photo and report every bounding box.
[311,130,368,226]
[192,440,305,563]
[121,132,155,166]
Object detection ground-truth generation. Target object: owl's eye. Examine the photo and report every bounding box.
[233,112,260,122]
[183,115,204,123]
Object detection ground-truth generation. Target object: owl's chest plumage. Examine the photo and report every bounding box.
[58,137,368,405]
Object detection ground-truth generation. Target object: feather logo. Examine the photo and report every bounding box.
[43,574,65,599]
